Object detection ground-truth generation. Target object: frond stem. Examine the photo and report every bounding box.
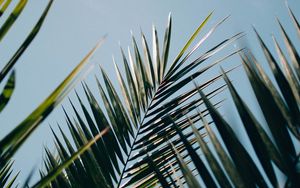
[116,85,161,188]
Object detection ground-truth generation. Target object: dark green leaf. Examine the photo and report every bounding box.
[161,13,172,78]
[0,40,103,161]
[33,128,109,188]
[190,115,232,187]
[0,0,52,83]
[171,119,217,188]
[167,11,213,76]
[198,88,268,188]
[0,0,27,42]
[222,68,279,187]
[277,18,300,80]
[0,70,15,113]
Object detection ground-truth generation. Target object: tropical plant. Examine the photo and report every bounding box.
[41,4,300,188]
[1,1,298,187]
[38,12,243,188]
[0,0,107,187]
[190,11,300,185]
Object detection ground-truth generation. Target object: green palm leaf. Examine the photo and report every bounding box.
[33,128,109,188]
[44,12,240,188]
[0,39,105,187]
[0,0,13,17]
[0,0,53,84]
[0,70,15,113]
[0,0,27,42]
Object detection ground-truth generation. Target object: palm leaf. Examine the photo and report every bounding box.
[189,115,231,187]
[0,1,56,187]
[0,0,13,17]
[221,68,279,187]
[42,4,300,188]
[0,40,103,160]
[45,13,240,188]
[0,0,53,83]
[0,39,104,188]
[0,70,15,113]
[286,5,300,37]
[33,128,109,188]
[0,0,27,42]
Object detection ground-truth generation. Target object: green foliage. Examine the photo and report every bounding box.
[42,12,241,188]
[0,70,15,113]
[0,1,107,187]
[158,6,300,187]
[43,5,299,188]
[163,6,300,187]
[0,1,298,187]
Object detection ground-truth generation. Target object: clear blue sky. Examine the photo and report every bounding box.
[0,0,299,184]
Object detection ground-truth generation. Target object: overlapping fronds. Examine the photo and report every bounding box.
[0,38,104,187]
[0,0,54,112]
[0,1,109,186]
[0,1,54,186]
[166,44,299,186]
[143,6,300,188]
[42,5,300,188]
[43,13,242,187]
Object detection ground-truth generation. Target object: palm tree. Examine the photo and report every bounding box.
[40,4,300,188]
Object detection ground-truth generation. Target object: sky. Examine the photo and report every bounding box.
[0,0,299,185]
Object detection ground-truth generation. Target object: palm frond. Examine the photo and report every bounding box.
[0,41,104,187]
[43,12,241,188]
[0,0,53,83]
[0,39,103,163]
[0,1,54,187]
[147,8,300,187]
[33,128,109,188]
[42,5,300,188]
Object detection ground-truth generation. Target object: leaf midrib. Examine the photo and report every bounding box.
[116,72,175,188]
[115,86,159,188]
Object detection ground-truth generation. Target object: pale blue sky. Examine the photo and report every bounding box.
[0,0,299,184]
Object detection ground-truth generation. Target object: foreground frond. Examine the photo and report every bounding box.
[0,1,54,187]
[43,13,241,188]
